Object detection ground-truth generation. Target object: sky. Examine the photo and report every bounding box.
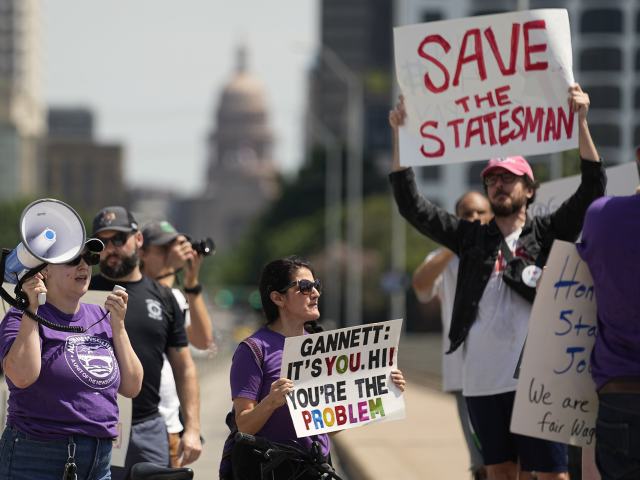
[42,0,318,195]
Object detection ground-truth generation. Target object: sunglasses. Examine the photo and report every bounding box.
[66,251,101,267]
[279,279,322,295]
[96,231,132,247]
[484,172,520,187]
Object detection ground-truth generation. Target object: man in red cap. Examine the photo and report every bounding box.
[388,85,606,480]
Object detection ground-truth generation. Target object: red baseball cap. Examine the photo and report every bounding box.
[481,156,534,181]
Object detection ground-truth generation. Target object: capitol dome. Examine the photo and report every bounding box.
[217,46,268,117]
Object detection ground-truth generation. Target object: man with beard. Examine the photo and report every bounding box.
[89,206,202,479]
[389,84,606,480]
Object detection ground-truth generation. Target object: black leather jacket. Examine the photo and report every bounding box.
[390,159,606,353]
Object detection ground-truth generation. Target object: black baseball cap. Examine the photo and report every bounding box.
[142,220,182,247]
[92,206,139,235]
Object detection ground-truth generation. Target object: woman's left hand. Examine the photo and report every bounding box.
[390,369,406,392]
[105,289,128,328]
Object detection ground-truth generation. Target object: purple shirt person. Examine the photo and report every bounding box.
[0,239,143,480]
[577,192,640,477]
[227,256,406,480]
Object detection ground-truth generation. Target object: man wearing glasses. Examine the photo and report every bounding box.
[89,206,202,480]
[389,85,606,480]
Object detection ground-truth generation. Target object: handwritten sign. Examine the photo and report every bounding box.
[511,240,597,447]
[281,319,405,437]
[394,9,576,166]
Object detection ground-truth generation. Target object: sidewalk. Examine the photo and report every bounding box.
[331,333,472,479]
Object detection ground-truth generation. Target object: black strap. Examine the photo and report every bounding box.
[499,236,515,264]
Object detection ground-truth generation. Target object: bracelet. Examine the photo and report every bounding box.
[183,284,203,295]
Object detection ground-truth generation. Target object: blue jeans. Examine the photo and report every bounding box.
[596,393,640,480]
[0,426,112,480]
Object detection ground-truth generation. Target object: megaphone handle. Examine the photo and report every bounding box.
[37,292,46,306]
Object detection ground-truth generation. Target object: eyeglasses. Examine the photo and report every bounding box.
[279,279,322,295]
[484,172,520,187]
[96,231,132,247]
[66,251,101,267]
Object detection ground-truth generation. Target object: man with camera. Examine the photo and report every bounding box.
[88,206,202,479]
[139,220,215,467]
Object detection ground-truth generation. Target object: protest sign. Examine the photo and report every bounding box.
[111,395,132,467]
[531,161,639,217]
[394,9,576,166]
[281,319,405,437]
[511,240,597,447]
[1,284,109,315]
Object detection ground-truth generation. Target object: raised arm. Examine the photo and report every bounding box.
[412,249,454,302]
[183,253,214,351]
[548,86,607,241]
[2,273,44,388]
[106,290,143,398]
[569,84,600,163]
[388,96,466,253]
[390,95,410,173]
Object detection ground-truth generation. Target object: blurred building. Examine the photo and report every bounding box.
[0,0,44,200]
[174,46,279,250]
[305,0,394,162]
[44,107,126,214]
[396,0,640,210]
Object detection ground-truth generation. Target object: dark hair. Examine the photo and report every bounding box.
[259,256,316,324]
[482,176,540,207]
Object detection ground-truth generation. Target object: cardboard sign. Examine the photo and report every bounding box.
[1,284,109,316]
[394,9,576,166]
[531,161,640,217]
[511,240,597,447]
[111,394,132,467]
[281,319,405,437]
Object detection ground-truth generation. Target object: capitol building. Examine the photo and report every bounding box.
[175,46,279,251]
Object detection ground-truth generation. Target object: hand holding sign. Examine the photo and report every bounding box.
[268,378,294,409]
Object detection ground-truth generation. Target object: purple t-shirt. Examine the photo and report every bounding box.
[578,195,640,389]
[230,327,330,456]
[0,303,120,440]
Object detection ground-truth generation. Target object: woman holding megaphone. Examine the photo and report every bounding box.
[0,239,143,480]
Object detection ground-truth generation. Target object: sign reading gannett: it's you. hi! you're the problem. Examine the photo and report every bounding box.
[281,319,405,438]
[393,9,577,167]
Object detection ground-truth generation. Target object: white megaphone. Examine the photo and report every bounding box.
[3,198,86,305]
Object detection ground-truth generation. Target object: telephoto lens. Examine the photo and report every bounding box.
[191,237,216,256]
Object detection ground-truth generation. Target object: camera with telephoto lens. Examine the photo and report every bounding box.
[191,237,216,257]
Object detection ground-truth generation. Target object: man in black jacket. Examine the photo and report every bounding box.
[389,84,605,480]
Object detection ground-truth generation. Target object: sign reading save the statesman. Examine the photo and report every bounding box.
[393,9,576,166]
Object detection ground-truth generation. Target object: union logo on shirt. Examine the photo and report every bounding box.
[64,334,119,389]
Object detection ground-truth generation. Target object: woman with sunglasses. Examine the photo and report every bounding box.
[0,239,143,480]
[225,256,406,480]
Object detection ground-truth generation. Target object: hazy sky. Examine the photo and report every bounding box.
[42,0,318,195]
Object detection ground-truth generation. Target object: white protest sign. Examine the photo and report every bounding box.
[531,161,639,217]
[511,240,597,447]
[111,394,132,467]
[281,319,405,437]
[1,284,109,315]
[394,9,576,166]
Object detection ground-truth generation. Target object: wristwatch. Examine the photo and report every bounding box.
[183,284,203,295]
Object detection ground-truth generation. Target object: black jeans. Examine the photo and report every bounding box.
[596,393,640,479]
